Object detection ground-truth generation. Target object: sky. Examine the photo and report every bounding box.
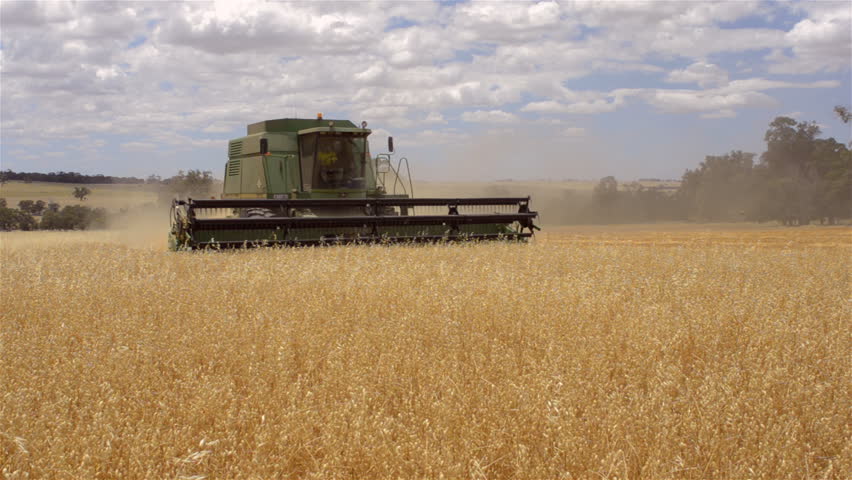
[1,0,850,181]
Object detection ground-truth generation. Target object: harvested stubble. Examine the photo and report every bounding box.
[1,228,849,479]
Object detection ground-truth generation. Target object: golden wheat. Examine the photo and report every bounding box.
[1,227,849,479]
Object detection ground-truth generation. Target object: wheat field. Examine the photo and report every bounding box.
[1,227,849,479]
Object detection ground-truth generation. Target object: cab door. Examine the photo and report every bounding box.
[299,133,317,192]
[239,156,267,198]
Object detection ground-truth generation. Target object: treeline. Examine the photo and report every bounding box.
[0,170,147,184]
[0,201,107,231]
[0,169,218,188]
[555,115,850,225]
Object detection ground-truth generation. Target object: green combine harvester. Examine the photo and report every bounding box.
[169,115,539,249]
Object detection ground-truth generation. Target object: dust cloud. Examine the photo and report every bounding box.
[106,203,172,250]
[411,125,611,182]
[415,180,592,227]
[102,183,223,250]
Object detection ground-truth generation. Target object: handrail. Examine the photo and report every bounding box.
[375,154,413,198]
[391,157,414,198]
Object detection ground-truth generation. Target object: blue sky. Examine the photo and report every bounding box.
[1,0,849,181]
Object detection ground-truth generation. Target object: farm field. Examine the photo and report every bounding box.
[0,181,160,210]
[1,226,849,479]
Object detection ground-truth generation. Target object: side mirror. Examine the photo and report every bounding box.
[377,157,391,173]
[388,136,394,153]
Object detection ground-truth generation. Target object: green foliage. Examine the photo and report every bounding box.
[0,207,14,230]
[762,117,821,179]
[0,198,6,208]
[0,207,37,231]
[835,105,851,124]
[17,200,34,213]
[73,186,92,201]
[676,151,755,221]
[593,176,619,206]
[671,116,850,226]
[18,199,46,215]
[165,169,214,198]
[157,169,216,205]
[755,116,851,224]
[586,177,683,223]
[40,205,107,230]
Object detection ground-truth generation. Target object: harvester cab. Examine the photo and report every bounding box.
[169,116,539,249]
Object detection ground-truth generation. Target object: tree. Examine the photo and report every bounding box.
[16,200,48,215]
[0,170,9,185]
[0,198,6,208]
[0,208,18,230]
[593,176,619,206]
[811,138,852,224]
[39,209,66,230]
[41,205,107,230]
[758,117,823,225]
[18,200,47,215]
[17,211,37,230]
[753,116,851,225]
[46,202,60,213]
[675,151,756,221]
[18,200,35,214]
[634,186,679,221]
[591,176,623,222]
[73,186,91,201]
[835,105,851,124]
[165,169,215,199]
[0,208,37,231]
[762,116,820,178]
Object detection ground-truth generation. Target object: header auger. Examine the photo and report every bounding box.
[169,116,539,250]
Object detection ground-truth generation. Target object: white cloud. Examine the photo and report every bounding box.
[453,1,568,41]
[404,128,471,148]
[424,112,447,124]
[120,141,157,151]
[666,62,728,88]
[647,90,777,115]
[202,123,239,133]
[769,3,852,73]
[521,92,628,114]
[701,110,737,119]
[461,110,518,124]
[720,78,839,92]
[643,78,838,116]
[522,78,839,119]
[563,127,587,137]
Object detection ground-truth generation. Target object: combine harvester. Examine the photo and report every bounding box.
[170,116,539,249]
